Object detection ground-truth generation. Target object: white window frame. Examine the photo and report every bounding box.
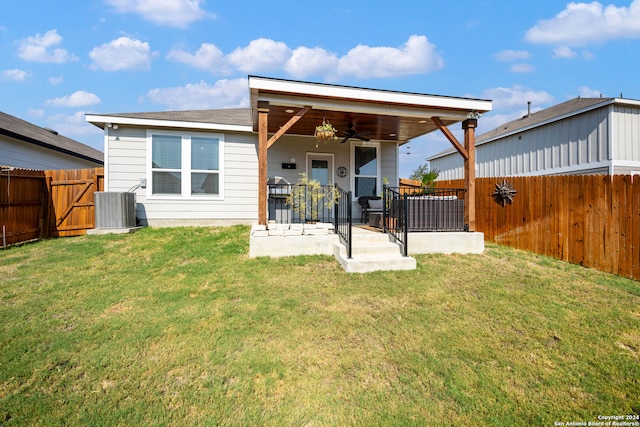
[351,141,381,200]
[146,130,224,200]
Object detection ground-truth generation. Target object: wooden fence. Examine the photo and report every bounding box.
[0,167,104,246]
[434,175,640,281]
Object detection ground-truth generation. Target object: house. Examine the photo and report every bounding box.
[428,97,640,179]
[86,76,491,271]
[1,111,104,170]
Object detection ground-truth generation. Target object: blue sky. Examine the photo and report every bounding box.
[2,0,640,176]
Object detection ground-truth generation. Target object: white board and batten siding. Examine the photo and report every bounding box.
[105,127,258,226]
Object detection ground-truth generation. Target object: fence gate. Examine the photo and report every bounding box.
[46,168,104,237]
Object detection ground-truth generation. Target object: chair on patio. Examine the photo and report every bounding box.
[358,196,383,223]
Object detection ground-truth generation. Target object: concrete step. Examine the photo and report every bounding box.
[332,230,417,273]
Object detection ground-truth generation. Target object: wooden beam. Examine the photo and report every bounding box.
[258,101,269,226]
[267,106,311,149]
[432,117,468,160]
[463,118,477,232]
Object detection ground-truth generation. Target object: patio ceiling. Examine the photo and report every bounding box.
[249,76,492,143]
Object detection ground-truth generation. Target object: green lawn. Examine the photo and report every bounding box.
[1,225,638,426]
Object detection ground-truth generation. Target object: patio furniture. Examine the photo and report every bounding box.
[357,196,382,222]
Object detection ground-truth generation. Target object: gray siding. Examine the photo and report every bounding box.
[432,107,615,178]
[0,137,101,170]
[267,137,398,218]
[613,105,640,161]
[106,126,258,225]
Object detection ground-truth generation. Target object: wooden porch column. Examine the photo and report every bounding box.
[462,118,477,232]
[257,101,269,226]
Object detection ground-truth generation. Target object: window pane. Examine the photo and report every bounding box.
[153,171,181,194]
[152,135,181,169]
[191,137,219,171]
[191,172,219,195]
[311,159,329,185]
[355,146,377,176]
[355,177,376,197]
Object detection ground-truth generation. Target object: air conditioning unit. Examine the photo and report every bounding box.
[95,192,136,229]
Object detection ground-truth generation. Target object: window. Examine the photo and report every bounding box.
[353,143,379,198]
[149,132,223,198]
[190,137,219,195]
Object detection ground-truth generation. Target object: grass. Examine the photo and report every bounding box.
[0,225,639,426]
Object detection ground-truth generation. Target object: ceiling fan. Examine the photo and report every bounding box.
[339,121,370,143]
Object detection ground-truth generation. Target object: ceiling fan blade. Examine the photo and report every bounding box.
[340,136,349,143]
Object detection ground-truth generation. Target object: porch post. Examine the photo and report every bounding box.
[462,118,477,232]
[258,101,269,226]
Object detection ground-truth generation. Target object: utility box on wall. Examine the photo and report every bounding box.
[95,192,136,229]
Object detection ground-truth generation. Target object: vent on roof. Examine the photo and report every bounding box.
[43,127,59,135]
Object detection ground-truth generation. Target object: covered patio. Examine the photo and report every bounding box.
[248,76,491,270]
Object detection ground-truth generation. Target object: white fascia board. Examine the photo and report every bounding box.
[85,114,252,133]
[260,93,475,121]
[249,76,492,114]
[613,98,640,108]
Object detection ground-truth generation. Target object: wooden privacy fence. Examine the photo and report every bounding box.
[0,167,104,246]
[436,175,640,281]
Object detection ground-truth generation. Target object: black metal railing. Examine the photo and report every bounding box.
[334,185,352,259]
[267,183,335,224]
[387,187,467,232]
[267,182,352,258]
[383,185,408,256]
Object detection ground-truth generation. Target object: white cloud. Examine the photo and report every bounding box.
[17,29,78,63]
[525,0,640,46]
[27,108,45,118]
[49,75,64,85]
[494,50,532,61]
[167,43,229,73]
[169,35,445,81]
[46,91,101,108]
[285,47,339,79]
[89,37,155,71]
[145,78,249,110]
[577,86,603,97]
[226,39,292,73]
[551,46,577,59]
[47,112,105,149]
[105,0,213,28]
[509,63,535,73]
[481,85,555,111]
[2,69,31,82]
[338,35,443,78]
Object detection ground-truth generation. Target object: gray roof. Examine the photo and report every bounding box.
[93,108,252,127]
[0,111,104,164]
[475,97,613,142]
[429,97,614,160]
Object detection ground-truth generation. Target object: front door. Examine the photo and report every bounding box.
[305,153,334,222]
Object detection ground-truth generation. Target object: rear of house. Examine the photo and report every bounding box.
[86,109,258,226]
[86,109,401,227]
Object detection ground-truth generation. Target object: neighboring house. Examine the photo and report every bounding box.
[86,76,491,228]
[429,97,640,179]
[0,111,104,170]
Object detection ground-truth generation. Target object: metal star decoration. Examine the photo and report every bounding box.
[492,179,517,207]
